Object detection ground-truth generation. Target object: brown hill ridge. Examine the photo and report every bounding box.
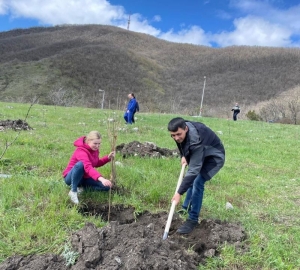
[1,24,300,116]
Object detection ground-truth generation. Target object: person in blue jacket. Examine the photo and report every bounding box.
[124,93,138,124]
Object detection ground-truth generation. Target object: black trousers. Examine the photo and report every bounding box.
[233,111,239,121]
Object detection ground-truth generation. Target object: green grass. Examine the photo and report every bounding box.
[0,102,300,269]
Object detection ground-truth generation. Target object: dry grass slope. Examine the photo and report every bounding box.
[1,24,300,116]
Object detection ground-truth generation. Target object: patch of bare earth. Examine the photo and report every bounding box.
[0,204,247,270]
[116,141,179,158]
[0,119,32,131]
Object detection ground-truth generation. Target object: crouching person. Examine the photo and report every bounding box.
[63,131,115,204]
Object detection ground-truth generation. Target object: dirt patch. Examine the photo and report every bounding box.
[0,204,247,270]
[0,119,33,131]
[116,141,179,158]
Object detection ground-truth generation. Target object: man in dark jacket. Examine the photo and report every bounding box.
[231,103,240,121]
[168,117,225,234]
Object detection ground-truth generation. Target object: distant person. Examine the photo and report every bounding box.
[168,117,225,234]
[124,93,138,124]
[231,103,240,121]
[63,131,115,204]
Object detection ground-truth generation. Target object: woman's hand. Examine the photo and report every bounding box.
[98,177,113,187]
[108,151,115,160]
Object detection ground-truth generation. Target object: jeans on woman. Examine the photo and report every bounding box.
[64,161,110,192]
[182,174,207,222]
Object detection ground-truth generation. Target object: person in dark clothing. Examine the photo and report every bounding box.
[231,103,240,121]
[124,93,138,124]
[168,117,225,234]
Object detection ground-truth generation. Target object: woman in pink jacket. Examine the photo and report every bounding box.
[63,131,115,204]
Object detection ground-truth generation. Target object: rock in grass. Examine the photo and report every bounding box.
[225,202,234,210]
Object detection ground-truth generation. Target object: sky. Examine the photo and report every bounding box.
[0,0,300,48]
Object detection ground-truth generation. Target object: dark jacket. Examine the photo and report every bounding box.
[175,121,225,195]
[231,106,240,113]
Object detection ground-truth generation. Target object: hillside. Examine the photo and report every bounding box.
[1,24,300,116]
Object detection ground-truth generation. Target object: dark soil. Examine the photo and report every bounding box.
[116,141,179,158]
[0,204,247,270]
[0,119,33,131]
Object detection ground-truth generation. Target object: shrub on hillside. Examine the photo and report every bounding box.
[246,110,262,121]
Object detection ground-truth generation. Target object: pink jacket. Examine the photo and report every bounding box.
[63,136,110,181]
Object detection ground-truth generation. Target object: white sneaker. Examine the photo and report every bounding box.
[68,190,79,204]
[77,187,84,194]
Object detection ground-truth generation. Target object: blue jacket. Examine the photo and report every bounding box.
[127,98,137,112]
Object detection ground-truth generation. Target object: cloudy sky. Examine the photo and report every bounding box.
[0,0,299,47]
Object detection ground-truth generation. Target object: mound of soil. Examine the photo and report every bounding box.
[0,204,247,270]
[116,141,179,158]
[0,119,32,131]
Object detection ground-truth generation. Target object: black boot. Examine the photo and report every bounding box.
[177,219,198,234]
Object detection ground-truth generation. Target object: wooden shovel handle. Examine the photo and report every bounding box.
[163,164,186,240]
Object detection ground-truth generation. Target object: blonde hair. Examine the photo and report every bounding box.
[85,131,101,142]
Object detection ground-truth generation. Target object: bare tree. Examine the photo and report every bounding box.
[170,92,184,114]
[259,107,269,122]
[48,87,67,106]
[48,86,80,107]
[106,112,120,222]
[274,100,287,119]
[287,97,300,124]
[259,102,278,122]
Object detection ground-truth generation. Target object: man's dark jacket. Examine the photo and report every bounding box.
[175,121,225,195]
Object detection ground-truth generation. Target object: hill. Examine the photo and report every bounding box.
[1,24,300,116]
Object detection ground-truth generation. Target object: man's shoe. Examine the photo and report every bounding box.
[177,219,198,234]
[68,190,79,204]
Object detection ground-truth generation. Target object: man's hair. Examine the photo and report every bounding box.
[167,117,187,132]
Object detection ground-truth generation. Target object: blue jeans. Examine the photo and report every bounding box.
[64,161,110,192]
[124,111,133,124]
[182,174,206,222]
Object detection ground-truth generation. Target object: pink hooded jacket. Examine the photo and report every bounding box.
[62,136,110,181]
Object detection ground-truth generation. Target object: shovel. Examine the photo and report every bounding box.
[162,164,186,240]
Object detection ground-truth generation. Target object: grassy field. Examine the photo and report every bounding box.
[0,102,299,269]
